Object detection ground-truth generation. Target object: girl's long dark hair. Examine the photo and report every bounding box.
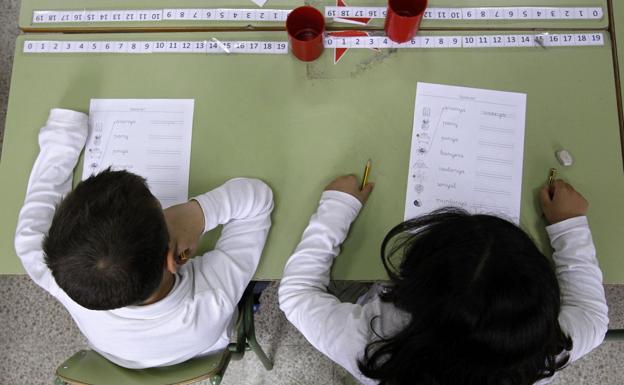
[358,208,572,385]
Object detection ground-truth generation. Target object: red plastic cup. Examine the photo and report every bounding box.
[384,0,428,43]
[286,6,325,62]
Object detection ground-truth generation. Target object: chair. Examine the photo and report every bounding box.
[55,282,272,385]
[605,329,624,341]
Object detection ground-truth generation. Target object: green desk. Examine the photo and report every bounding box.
[3,31,623,281]
[612,0,624,154]
[19,0,608,32]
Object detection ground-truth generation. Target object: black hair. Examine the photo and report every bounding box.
[43,169,169,310]
[358,208,572,385]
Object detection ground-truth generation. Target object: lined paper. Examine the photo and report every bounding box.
[82,99,194,208]
[405,83,527,224]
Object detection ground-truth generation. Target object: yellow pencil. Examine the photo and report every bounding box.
[548,168,557,187]
[548,168,557,198]
[361,159,371,191]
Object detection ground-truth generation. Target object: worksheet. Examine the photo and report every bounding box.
[82,99,194,208]
[405,83,526,224]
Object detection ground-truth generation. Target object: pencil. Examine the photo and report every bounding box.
[179,250,188,262]
[548,168,557,198]
[361,159,371,191]
[548,168,557,187]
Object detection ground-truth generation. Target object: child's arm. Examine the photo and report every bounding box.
[279,176,376,378]
[539,181,609,362]
[185,178,274,305]
[14,109,89,295]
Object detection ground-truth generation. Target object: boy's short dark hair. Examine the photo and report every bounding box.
[43,169,169,310]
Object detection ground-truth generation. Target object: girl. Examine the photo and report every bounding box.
[279,175,608,385]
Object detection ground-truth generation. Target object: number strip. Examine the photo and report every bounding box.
[324,33,605,48]
[32,6,604,25]
[325,6,604,20]
[32,9,290,24]
[21,33,605,55]
[22,40,289,54]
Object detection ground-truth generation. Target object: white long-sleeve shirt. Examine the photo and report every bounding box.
[279,191,609,385]
[14,108,274,369]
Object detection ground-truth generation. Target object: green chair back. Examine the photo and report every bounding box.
[54,282,272,384]
[56,349,230,385]
[605,329,624,341]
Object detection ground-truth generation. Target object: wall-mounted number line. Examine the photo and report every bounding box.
[21,33,605,55]
[325,6,604,21]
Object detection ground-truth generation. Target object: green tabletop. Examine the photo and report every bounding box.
[613,0,624,138]
[19,0,608,31]
[3,31,623,281]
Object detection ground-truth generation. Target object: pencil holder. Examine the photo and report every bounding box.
[286,6,325,62]
[385,0,428,43]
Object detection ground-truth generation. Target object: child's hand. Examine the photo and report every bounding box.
[539,180,589,224]
[324,175,374,204]
[163,200,205,263]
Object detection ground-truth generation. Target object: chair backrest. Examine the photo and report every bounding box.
[605,329,624,341]
[56,349,230,385]
[55,282,268,384]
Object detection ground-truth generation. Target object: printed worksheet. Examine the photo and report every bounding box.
[82,99,194,208]
[405,83,526,224]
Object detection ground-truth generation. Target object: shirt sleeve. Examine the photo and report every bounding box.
[14,109,89,296]
[278,191,375,381]
[547,216,609,362]
[191,178,274,306]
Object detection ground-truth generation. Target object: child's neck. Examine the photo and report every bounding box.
[140,271,175,306]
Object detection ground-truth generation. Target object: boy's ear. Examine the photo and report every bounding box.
[165,248,177,274]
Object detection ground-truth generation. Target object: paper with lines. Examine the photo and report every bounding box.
[405,83,526,224]
[82,99,194,208]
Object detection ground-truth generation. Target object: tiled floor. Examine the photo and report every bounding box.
[1,1,624,384]
[1,277,624,385]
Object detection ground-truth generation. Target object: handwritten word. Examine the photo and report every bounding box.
[440,150,464,159]
[435,198,467,207]
[481,111,509,119]
[441,136,459,143]
[437,182,457,190]
[439,166,465,176]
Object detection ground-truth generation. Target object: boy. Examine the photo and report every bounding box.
[279,175,608,385]
[15,109,274,368]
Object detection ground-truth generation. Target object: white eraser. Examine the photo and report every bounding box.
[556,149,574,166]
